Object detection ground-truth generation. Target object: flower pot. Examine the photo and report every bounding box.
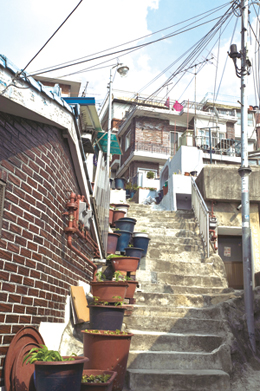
[163,186,168,196]
[114,218,136,233]
[112,210,126,226]
[90,281,129,303]
[132,236,150,256]
[109,209,114,226]
[107,233,120,255]
[124,247,144,259]
[114,178,126,190]
[115,230,132,252]
[132,232,149,238]
[88,305,127,330]
[82,331,133,391]
[113,204,129,217]
[35,356,89,391]
[125,280,139,299]
[111,256,139,273]
[81,370,117,391]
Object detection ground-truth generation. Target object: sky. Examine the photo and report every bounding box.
[1,0,259,109]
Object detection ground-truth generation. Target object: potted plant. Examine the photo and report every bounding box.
[114,229,132,252]
[88,295,128,331]
[112,209,126,226]
[23,345,89,391]
[146,171,155,179]
[124,245,144,259]
[81,370,117,391]
[132,231,150,256]
[109,255,139,273]
[114,217,136,233]
[82,330,133,391]
[107,232,121,255]
[90,270,129,303]
[109,208,114,226]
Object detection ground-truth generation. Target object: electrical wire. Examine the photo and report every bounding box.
[145,3,236,102]
[29,1,231,76]
[21,0,84,74]
[29,10,232,77]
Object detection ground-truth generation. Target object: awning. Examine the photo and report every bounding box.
[96,132,122,155]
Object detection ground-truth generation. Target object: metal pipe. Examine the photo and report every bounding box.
[239,0,255,353]
[64,192,97,281]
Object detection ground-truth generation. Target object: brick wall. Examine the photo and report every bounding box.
[0,112,95,387]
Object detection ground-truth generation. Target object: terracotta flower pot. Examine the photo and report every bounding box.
[81,369,117,391]
[35,356,89,391]
[112,210,126,226]
[109,209,114,226]
[90,281,129,303]
[82,331,133,391]
[125,280,139,299]
[107,233,120,255]
[110,256,139,273]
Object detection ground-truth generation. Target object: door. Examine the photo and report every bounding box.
[218,235,243,289]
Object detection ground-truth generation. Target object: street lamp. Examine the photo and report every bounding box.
[107,63,129,178]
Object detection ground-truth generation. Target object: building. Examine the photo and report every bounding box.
[99,90,259,190]
[0,55,108,389]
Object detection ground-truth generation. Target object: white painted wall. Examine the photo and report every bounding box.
[160,175,191,211]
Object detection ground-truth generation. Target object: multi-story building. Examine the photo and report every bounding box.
[99,90,259,188]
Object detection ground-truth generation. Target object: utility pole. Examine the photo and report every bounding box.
[239,0,255,353]
[229,0,255,353]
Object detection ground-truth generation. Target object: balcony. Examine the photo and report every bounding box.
[135,141,171,155]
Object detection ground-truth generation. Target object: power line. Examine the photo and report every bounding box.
[29,9,231,77]
[29,1,231,76]
[21,0,84,73]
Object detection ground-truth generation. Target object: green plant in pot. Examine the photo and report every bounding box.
[90,264,129,303]
[23,345,89,391]
[81,370,117,391]
[146,171,155,179]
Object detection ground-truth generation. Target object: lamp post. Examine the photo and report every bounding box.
[107,63,129,178]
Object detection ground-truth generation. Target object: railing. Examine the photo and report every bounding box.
[135,141,171,155]
[195,137,241,157]
[191,177,210,258]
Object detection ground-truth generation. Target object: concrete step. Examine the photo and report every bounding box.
[126,369,231,391]
[137,282,231,295]
[125,316,226,334]
[148,241,204,253]
[134,221,197,231]
[128,305,223,320]
[147,258,220,275]
[145,235,201,246]
[129,331,223,352]
[146,248,205,262]
[155,272,227,288]
[134,291,239,308]
[127,344,231,372]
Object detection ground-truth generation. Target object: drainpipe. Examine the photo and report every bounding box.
[64,192,97,281]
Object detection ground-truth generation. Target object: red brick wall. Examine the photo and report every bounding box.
[0,112,94,387]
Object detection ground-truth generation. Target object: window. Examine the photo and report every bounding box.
[236,112,254,126]
[0,180,6,237]
[125,131,131,151]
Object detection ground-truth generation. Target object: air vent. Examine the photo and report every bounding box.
[0,180,6,237]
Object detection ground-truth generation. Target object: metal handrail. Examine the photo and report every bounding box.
[191,177,210,258]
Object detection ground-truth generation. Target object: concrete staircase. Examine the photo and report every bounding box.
[124,204,232,391]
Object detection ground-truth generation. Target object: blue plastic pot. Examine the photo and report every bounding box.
[114,218,136,233]
[124,247,144,259]
[132,236,150,256]
[116,230,132,252]
[115,178,126,190]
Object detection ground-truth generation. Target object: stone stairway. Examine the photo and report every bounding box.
[124,204,232,391]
